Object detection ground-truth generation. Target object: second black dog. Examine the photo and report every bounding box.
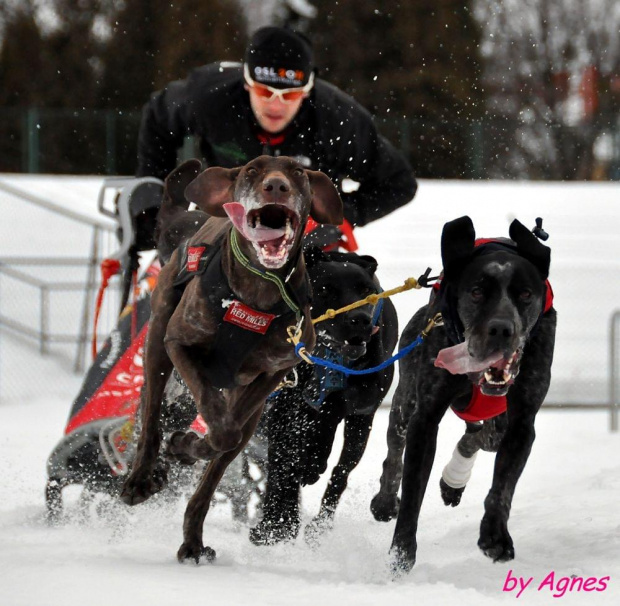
[371,215,556,575]
[250,247,399,546]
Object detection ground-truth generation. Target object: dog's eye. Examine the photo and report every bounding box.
[471,287,484,301]
[520,289,532,301]
[292,167,304,177]
[246,167,258,176]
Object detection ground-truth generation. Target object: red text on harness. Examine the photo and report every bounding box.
[223,300,275,334]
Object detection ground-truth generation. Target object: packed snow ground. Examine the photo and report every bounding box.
[0,176,619,605]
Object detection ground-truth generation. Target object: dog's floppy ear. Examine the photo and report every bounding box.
[306,169,344,226]
[441,215,476,279]
[164,159,202,210]
[509,219,551,280]
[350,254,378,277]
[304,245,330,268]
[185,165,242,217]
[155,160,203,245]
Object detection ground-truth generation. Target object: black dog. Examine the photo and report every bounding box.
[371,216,556,574]
[250,247,399,546]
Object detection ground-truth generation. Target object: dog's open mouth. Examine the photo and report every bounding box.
[224,202,299,269]
[476,350,521,396]
[317,331,371,361]
[435,342,521,396]
[341,335,368,360]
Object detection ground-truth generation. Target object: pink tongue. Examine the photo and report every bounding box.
[223,202,286,243]
[434,341,503,375]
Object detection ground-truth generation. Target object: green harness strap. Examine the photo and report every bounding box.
[230,229,301,319]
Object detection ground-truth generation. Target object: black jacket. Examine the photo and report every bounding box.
[136,62,416,227]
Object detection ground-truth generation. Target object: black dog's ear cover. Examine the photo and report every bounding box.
[310,250,379,277]
[351,254,378,276]
[509,219,551,280]
[441,215,476,280]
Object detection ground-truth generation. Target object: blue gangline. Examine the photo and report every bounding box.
[295,334,424,376]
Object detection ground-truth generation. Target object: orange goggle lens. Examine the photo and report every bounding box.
[252,84,306,103]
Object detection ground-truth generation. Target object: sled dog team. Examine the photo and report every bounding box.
[119,156,556,575]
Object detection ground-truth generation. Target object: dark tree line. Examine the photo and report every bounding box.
[0,0,482,176]
[5,1,613,180]
[0,0,244,110]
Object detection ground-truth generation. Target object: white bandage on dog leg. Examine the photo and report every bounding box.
[441,447,478,489]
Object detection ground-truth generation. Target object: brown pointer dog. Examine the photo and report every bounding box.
[370,216,556,575]
[120,155,343,563]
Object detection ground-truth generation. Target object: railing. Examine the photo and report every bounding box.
[0,257,120,372]
[0,178,118,373]
[610,310,620,431]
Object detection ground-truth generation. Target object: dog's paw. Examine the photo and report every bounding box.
[119,465,167,506]
[478,516,515,562]
[370,493,400,522]
[164,431,199,465]
[303,512,334,548]
[439,478,465,507]
[249,517,300,546]
[300,472,321,486]
[177,542,216,564]
[388,545,416,579]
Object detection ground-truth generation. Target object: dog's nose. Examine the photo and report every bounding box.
[346,311,372,329]
[263,176,290,194]
[487,318,515,348]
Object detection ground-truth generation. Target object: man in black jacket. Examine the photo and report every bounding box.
[136,26,416,234]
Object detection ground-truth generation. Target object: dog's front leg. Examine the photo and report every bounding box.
[390,400,449,576]
[305,412,373,545]
[477,408,537,562]
[178,405,265,563]
[250,396,309,546]
[478,320,554,563]
[371,378,415,522]
[121,290,179,505]
[162,340,230,462]
[178,371,287,562]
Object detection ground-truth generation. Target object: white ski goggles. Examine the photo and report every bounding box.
[244,64,314,104]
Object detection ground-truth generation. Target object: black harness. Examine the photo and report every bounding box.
[173,233,310,389]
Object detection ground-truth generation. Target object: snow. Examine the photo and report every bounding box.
[1,176,619,605]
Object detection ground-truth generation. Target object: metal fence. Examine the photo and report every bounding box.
[0,256,120,373]
[610,311,620,431]
[0,177,122,404]
[0,107,142,175]
[3,107,620,180]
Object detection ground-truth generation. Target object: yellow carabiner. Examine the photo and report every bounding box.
[286,323,314,365]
